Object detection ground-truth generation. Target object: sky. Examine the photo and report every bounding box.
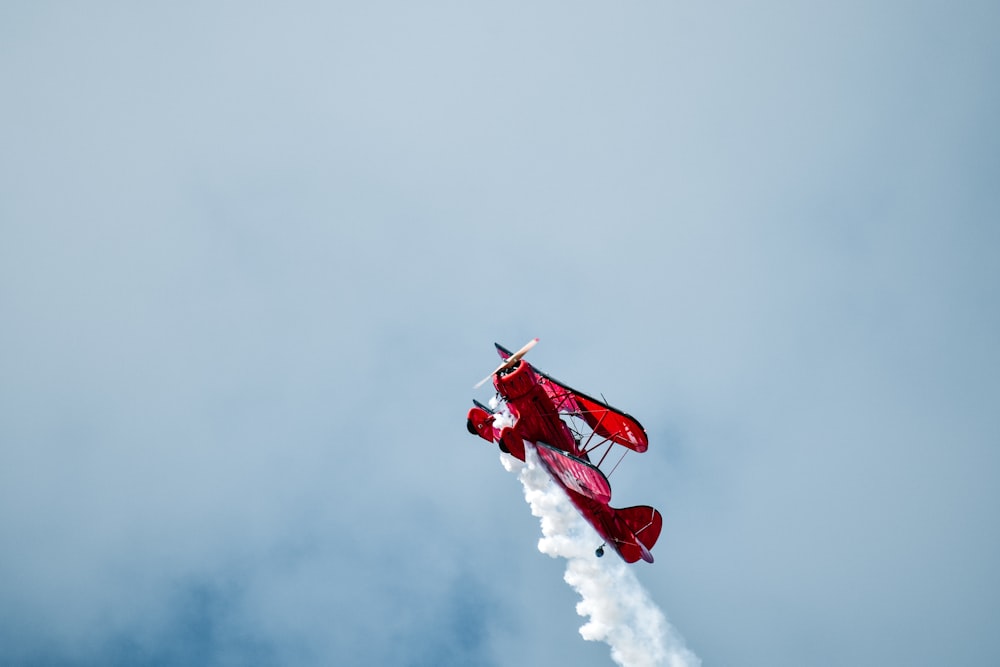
[1,1,998,665]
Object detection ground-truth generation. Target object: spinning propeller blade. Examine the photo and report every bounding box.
[473,338,539,389]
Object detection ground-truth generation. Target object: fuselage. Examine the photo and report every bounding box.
[493,360,578,456]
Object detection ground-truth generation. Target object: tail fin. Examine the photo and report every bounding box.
[611,505,663,563]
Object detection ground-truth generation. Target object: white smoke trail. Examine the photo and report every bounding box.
[501,447,700,667]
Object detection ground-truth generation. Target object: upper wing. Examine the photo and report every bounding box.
[538,373,648,452]
[494,342,648,452]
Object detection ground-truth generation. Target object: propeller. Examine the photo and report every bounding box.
[474,338,539,389]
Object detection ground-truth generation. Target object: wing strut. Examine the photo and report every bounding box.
[605,448,629,477]
[581,408,610,454]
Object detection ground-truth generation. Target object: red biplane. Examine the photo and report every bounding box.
[466,339,662,563]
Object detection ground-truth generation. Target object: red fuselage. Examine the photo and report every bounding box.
[493,359,579,457]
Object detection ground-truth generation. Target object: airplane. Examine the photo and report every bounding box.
[466,339,663,563]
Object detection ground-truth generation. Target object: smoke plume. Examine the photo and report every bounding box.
[502,447,700,667]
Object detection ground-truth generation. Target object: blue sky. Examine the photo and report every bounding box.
[1,2,998,665]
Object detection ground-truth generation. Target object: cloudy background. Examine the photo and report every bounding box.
[2,2,998,665]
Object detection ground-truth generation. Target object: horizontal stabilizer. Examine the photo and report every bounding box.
[610,505,662,564]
